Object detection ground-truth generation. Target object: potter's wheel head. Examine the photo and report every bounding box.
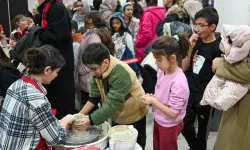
[64,126,99,145]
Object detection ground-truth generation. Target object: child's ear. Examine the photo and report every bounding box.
[210,24,216,31]
[170,54,177,63]
[72,29,76,34]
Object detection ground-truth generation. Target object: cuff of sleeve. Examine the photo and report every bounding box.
[169,107,180,114]
[89,97,101,105]
[89,114,94,126]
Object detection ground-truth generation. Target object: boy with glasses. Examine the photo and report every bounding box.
[181,7,222,150]
[76,43,148,149]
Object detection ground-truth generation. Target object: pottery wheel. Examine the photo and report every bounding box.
[63,126,99,145]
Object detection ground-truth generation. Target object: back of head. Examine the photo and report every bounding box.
[166,6,189,24]
[85,11,106,28]
[151,33,190,62]
[24,45,65,74]
[145,0,158,7]
[82,43,110,65]
[96,27,115,55]
[195,7,219,27]
[71,20,78,32]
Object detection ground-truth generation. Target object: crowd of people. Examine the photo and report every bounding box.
[0,0,249,150]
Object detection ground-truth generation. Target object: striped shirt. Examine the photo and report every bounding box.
[0,75,66,150]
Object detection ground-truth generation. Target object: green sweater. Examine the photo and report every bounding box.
[88,56,148,125]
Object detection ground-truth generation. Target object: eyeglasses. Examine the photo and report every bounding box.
[193,24,209,31]
[86,64,100,71]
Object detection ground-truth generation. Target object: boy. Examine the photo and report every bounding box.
[71,20,82,68]
[75,43,148,149]
[181,7,222,150]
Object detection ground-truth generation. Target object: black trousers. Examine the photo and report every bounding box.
[182,93,213,150]
[112,116,147,150]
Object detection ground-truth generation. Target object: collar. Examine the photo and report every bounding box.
[22,74,47,94]
[101,55,119,79]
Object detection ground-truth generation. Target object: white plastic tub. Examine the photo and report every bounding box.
[54,121,111,150]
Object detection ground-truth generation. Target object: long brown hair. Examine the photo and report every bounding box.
[96,27,115,56]
[0,47,16,70]
[11,15,25,30]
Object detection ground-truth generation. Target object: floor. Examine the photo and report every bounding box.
[145,107,218,150]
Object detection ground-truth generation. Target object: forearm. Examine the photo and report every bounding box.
[152,99,177,118]
[79,101,96,115]
[182,46,193,72]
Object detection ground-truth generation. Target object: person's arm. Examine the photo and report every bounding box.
[79,76,101,114]
[90,65,132,125]
[30,100,69,146]
[143,79,189,118]
[182,34,199,72]
[135,13,154,58]
[126,33,135,57]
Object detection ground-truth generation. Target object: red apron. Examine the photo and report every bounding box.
[21,76,57,150]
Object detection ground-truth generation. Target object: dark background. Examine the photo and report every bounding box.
[0,0,29,36]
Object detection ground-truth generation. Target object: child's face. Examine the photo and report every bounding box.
[124,6,133,18]
[17,17,28,30]
[43,67,61,84]
[154,55,171,71]
[112,18,122,32]
[9,39,16,49]
[193,18,216,39]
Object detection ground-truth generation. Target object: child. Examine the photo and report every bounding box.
[25,17,35,28]
[8,34,17,60]
[75,43,148,149]
[201,24,250,111]
[142,34,190,150]
[181,7,222,150]
[0,45,74,149]
[71,20,82,68]
[11,15,28,40]
[110,13,138,72]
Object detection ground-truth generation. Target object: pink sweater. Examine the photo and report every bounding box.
[153,69,189,127]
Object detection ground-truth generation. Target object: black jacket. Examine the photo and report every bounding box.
[37,0,75,119]
[0,68,20,98]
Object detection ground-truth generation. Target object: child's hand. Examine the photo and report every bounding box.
[142,94,155,105]
[189,34,199,48]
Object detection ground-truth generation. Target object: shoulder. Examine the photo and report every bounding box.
[172,70,189,89]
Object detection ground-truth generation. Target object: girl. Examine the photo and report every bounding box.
[11,15,29,40]
[0,45,74,150]
[110,14,138,72]
[142,34,190,150]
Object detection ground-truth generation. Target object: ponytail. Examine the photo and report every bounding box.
[176,32,190,59]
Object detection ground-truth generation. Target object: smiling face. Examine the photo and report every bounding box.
[17,17,28,30]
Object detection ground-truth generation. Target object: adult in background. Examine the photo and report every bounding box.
[99,0,118,26]
[135,0,166,60]
[37,0,75,119]
[72,0,90,29]
[126,0,144,19]
[116,2,140,40]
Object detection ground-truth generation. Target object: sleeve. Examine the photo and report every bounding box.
[90,65,132,125]
[89,76,101,105]
[168,78,189,114]
[126,33,135,57]
[135,13,154,57]
[225,41,250,64]
[216,55,250,83]
[133,19,140,41]
[30,101,66,146]
[38,4,71,46]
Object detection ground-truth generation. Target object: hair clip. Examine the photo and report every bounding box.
[173,35,179,41]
